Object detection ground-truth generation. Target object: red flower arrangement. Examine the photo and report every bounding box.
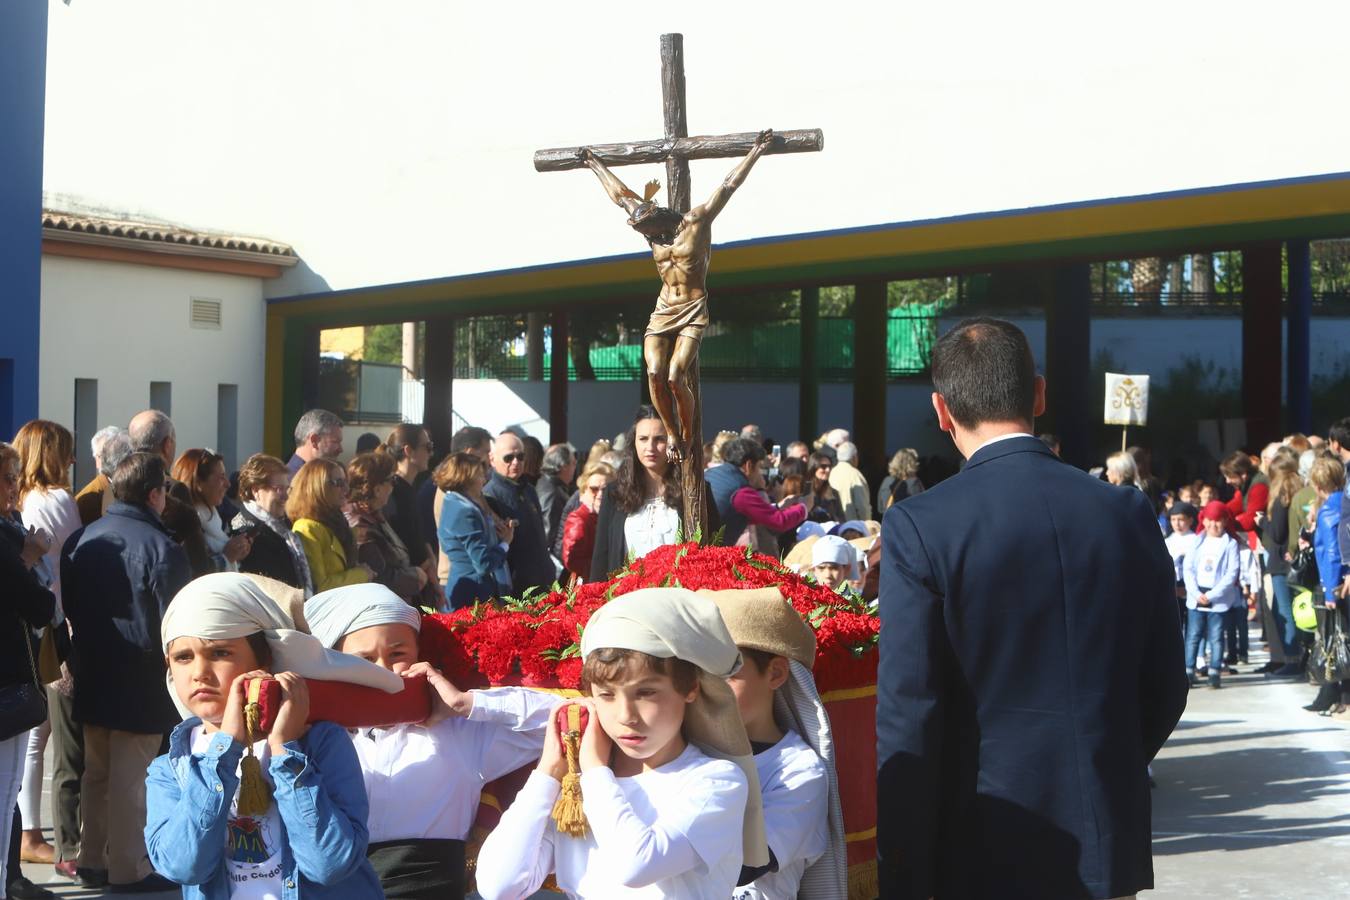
[420,542,879,694]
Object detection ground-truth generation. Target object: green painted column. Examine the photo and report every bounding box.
[799,286,819,442]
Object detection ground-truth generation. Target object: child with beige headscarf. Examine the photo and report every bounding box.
[476,587,768,899]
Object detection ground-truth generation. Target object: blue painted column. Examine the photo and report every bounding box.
[0,2,48,437]
[1286,239,1312,435]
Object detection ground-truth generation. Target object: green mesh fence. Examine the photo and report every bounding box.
[529,311,936,382]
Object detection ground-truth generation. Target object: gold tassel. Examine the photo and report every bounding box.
[236,678,273,817]
[549,704,588,838]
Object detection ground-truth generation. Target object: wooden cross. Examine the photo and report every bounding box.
[534,33,823,539]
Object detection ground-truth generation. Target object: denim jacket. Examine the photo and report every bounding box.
[145,717,381,899]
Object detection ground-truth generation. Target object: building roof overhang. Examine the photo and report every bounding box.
[42,209,298,278]
[267,170,1350,327]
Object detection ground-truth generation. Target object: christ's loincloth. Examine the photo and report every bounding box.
[645,291,709,340]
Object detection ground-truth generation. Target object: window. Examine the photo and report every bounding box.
[74,379,98,487]
[150,381,172,415]
[217,384,238,472]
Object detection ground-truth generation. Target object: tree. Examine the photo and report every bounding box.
[1130,258,1164,303]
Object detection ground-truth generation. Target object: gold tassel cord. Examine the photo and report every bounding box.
[550,704,588,838]
[236,678,273,817]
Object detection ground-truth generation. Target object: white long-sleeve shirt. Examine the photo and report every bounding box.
[733,730,829,900]
[1164,530,1201,584]
[476,743,748,899]
[20,487,81,620]
[352,686,554,843]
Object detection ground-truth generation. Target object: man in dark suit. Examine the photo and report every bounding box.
[877,317,1187,900]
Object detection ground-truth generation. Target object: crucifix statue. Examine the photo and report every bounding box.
[534,33,823,536]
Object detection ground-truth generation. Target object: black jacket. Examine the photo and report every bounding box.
[877,437,1187,900]
[589,482,721,582]
[1,517,56,690]
[62,502,193,734]
[385,474,429,568]
[231,505,308,591]
[536,474,573,553]
[482,472,554,595]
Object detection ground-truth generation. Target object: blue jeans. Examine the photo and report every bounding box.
[1268,574,1299,659]
[1186,609,1225,678]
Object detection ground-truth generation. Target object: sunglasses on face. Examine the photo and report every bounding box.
[501,453,524,464]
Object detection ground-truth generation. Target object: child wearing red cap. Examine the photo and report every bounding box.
[1182,501,1242,688]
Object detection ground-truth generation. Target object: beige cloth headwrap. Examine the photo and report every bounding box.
[580,587,769,869]
[701,587,848,900]
[161,572,403,719]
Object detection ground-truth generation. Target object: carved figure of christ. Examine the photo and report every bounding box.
[578,129,774,462]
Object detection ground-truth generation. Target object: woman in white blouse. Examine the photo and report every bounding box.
[171,448,252,573]
[304,584,556,899]
[588,407,719,580]
[13,419,82,865]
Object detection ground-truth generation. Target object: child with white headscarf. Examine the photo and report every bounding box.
[145,573,399,899]
[476,587,769,900]
[303,583,556,900]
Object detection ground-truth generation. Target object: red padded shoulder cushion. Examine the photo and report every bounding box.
[250,673,432,733]
[553,702,590,738]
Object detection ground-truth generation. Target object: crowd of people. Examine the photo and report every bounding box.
[1,341,1346,898]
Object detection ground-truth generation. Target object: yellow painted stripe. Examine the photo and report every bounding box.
[846,827,877,843]
[478,792,501,812]
[821,684,877,703]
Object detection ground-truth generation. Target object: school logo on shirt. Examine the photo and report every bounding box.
[227,815,275,865]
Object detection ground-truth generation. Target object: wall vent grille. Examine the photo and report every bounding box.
[190,297,222,329]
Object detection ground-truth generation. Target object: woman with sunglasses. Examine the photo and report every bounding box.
[172,449,252,573]
[801,452,846,524]
[289,458,372,593]
[230,453,313,594]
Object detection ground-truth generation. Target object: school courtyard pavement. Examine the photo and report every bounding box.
[21,633,1350,899]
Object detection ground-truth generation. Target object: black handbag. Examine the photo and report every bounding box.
[0,623,48,741]
[1309,608,1350,686]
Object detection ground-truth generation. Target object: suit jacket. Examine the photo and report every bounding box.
[61,502,192,734]
[75,473,113,526]
[483,472,554,595]
[877,436,1187,900]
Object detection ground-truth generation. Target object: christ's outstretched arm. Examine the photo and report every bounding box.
[580,148,645,216]
[699,128,774,220]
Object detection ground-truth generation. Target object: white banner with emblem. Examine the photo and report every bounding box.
[1104,373,1149,426]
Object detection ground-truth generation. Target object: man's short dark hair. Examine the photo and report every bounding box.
[721,437,767,468]
[931,317,1037,427]
[450,426,493,454]
[112,452,167,506]
[1329,417,1350,450]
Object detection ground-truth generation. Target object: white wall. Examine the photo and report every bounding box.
[39,255,267,478]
